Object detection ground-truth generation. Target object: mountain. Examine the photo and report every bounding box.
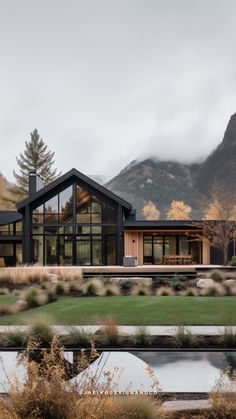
[195,113,236,195]
[106,113,236,218]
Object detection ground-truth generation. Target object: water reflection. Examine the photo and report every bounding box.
[0,351,235,394]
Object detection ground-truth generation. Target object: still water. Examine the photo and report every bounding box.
[0,351,235,393]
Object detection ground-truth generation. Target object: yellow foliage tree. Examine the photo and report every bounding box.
[142,201,160,220]
[0,175,15,210]
[204,198,236,221]
[167,200,191,220]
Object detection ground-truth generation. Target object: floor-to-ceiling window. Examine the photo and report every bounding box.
[32,183,117,265]
[143,234,201,264]
[0,221,23,266]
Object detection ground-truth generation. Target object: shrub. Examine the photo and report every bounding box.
[156,276,172,286]
[182,287,198,296]
[21,288,49,308]
[173,324,197,348]
[132,279,152,296]
[115,396,161,419]
[219,326,236,348]
[156,287,174,296]
[230,256,236,266]
[85,279,105,296]
[55,282,65,295]
[26,318,54,347]
[208,370,236,418]
[67,281,81,294]
[0,287,9,295]
[0,329,26,347]
[105,284,120,296]
[0,337,131,419]
[223,280,236,296]
[201,283,225,296]
[62,327,92,347]
[171,279,186,292]
[120,280,133,292]
[208,269,225,283]
[0,305,15,315]
[133,326,152,346]
[100,318,120,346]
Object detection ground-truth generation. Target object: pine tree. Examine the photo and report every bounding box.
[10,129,60,201]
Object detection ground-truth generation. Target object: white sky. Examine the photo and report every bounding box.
[0,0,236,182]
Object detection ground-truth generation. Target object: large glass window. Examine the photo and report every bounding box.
[59,186,73,222]
[33,236,44,264]
[144,234,194,264]
[0,225,10,235]
[153,237,163,264]
[143,236,153,264]
[31,182,118,266]
[45,196,58,223]
[0,222,23,236]
[59,236,73,265]
[76,237,91,265]
[45,236,58,265]
[179,236,189,255]
[33,205,44,223]
[106,235,116,265]
[164,236,176,255]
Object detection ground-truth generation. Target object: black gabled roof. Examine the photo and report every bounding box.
[0,211,22,225]
[124,220,203,230]
[17,168,132,211]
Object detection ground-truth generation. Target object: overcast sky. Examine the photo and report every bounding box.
[0,0,236,182]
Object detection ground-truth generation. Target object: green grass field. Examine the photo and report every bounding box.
[0,296,235,325]
[0,295,18,305]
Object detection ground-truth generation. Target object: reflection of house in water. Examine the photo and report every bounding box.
[134,351,236,370]
[0,168,232,266]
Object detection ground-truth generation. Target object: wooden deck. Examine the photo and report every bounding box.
[82,264,224,277]
[82,265,196,277]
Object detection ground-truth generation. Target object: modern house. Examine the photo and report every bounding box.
[0,168,222,267]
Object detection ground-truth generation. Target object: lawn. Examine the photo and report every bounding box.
[0,295,18,305]
[0,296,235,325]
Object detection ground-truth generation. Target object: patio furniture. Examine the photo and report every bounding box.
[163,255,192,265]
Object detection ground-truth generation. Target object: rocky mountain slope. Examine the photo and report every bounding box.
[106,113,236,218]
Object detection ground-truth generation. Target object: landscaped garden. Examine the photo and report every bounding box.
[0,267,235,326]
[0,295,235,326]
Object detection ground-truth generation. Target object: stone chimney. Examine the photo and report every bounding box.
[29,170,44,196]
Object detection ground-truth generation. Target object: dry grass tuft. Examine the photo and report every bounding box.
[0,337,163,419]
[0,304,16,315]
[206,370,236,418]
[182,287,199,297]
[156,287,174,296]
[114,395,163,418]
[105,284,121,296]
[200,282,225,297]
[133,325,152,346]
[82,278,106,296]
[99,318,120,346]
[206,269,226,283]
[131,279,152,296]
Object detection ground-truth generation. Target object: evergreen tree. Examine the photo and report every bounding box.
[10,129,60,201]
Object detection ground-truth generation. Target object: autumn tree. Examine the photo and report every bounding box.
[0,174,15,210]
[142,201,160,220]
[201,188,236,264]
[167,200,192,220]
[204,199,236,221]
[9,129,61,202]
